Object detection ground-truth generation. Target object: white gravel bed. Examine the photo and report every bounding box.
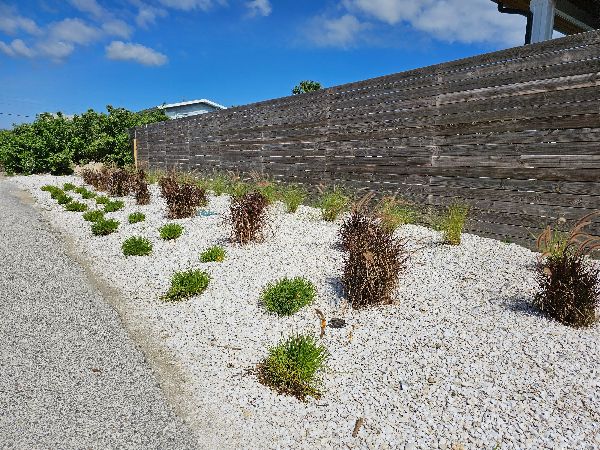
[11,174,600,450]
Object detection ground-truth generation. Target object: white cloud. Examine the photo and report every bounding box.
[158,0,225,11]
[48,18,102,45]
[136,5,168,27]
[246,0,271,17]
[69,0,106,19]
[341,0,524,46]
[0,39,35,58]
[307,14,369,48]
[36,40,75,60]
[105,41,168,66]
[102,20,133,38]
[0,5,41,35]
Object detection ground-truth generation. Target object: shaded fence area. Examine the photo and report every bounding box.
[134,30,600,248]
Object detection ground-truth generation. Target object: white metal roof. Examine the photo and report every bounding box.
[158,99,227,110]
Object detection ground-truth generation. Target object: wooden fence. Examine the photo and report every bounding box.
[134,30,600,248]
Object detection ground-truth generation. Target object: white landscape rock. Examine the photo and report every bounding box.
[11,174,600,450]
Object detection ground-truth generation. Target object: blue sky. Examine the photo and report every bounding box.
[0,0,527,129]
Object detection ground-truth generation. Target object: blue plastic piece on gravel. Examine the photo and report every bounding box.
[197,209,217,217]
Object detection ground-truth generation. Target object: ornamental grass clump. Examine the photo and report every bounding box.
[440,204,469,245]
[107,168,132,197]
[159,173,207,219]
[319,188,350,222]
[208,173,228,196]
[255,181,279,204]
[340,195,408,309]
[83,210,105,222]
[91,218,119,236]
[377,197,418,232]
[229,191,269,244]
[534,212,600,328]
[64,201,88,212]
[122,236,153,256]
[261,277,316,316]
[162,269,210,301]
[200,245,226,262]
[104,200,125,212]
[159,223,184,240]
[280,185,307,213]
[128,212,146,224]
[257,334,328,401]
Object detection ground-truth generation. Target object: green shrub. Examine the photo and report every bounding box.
[319,188,350,221]
[104,200,125,212]
[280,185,306,213]
[64,201,88,212]
[228,180,251,199]
[128,212,146,224]
[95,195,109,205]
[49,188,65,199]
[261,277,316,316]
[200,246,226,263]
[41,185,60,194]
[163,269,210,301]
[534,213,600,327]
[258,334,328,401]
[82,210,105,222]
[91,218,120,236]
[255,181,279,204]
[63,182,76,191]
[55,192,73,205]
[441,204,469,245]
[122,236,153,256]
[159,223,184,240]
[208,173,229,196]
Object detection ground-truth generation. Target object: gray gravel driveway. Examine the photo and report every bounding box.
[0,177,199,449]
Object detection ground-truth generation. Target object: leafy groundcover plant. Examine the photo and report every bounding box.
[163,269,210,301]
[319,188,350,222]
[200,246,226,262]
[63,182,76,191]
[128,212,146,224]
[257,334,328,401]
[230,191,269,244]
[104,200,125,213]
[95,195,109,205]
[159,223,184,240]
[91,218,120,236]
[75,186,96,199]
[55,192,73,205]
[83,210,105,222]
[340,195,408,308]
[261,277,316,316]
[122,236,153,256]
[64,201,88,212]
[534,212,600,327]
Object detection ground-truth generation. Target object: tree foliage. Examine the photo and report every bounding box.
[292,80,322,95]
[0,106,168,175]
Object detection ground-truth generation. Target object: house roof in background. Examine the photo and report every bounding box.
[158,99,227,110]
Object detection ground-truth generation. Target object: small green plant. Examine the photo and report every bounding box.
[159,223,184,240]
[64,201,88,212]
[82,210,105,222]
[95,195,109,205]
[128,212,146,224]
[55,192,73,205]
[441,204,469,245]
[163,269,210,301]
[377,197,418,232]
[200,246,226,263]
[75,186,96,199]
[261,277,316,316]
[63,182,76,191]
[122,236,153,256]
[91,218,120,236]
[228,180,250,198]
[209,173,228,196]
[280,185,306,213]
[255,181,279,204]
[258,334,328,401]
[104,200,125,212]
[41,185,60,194]
[319,188,350,221]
